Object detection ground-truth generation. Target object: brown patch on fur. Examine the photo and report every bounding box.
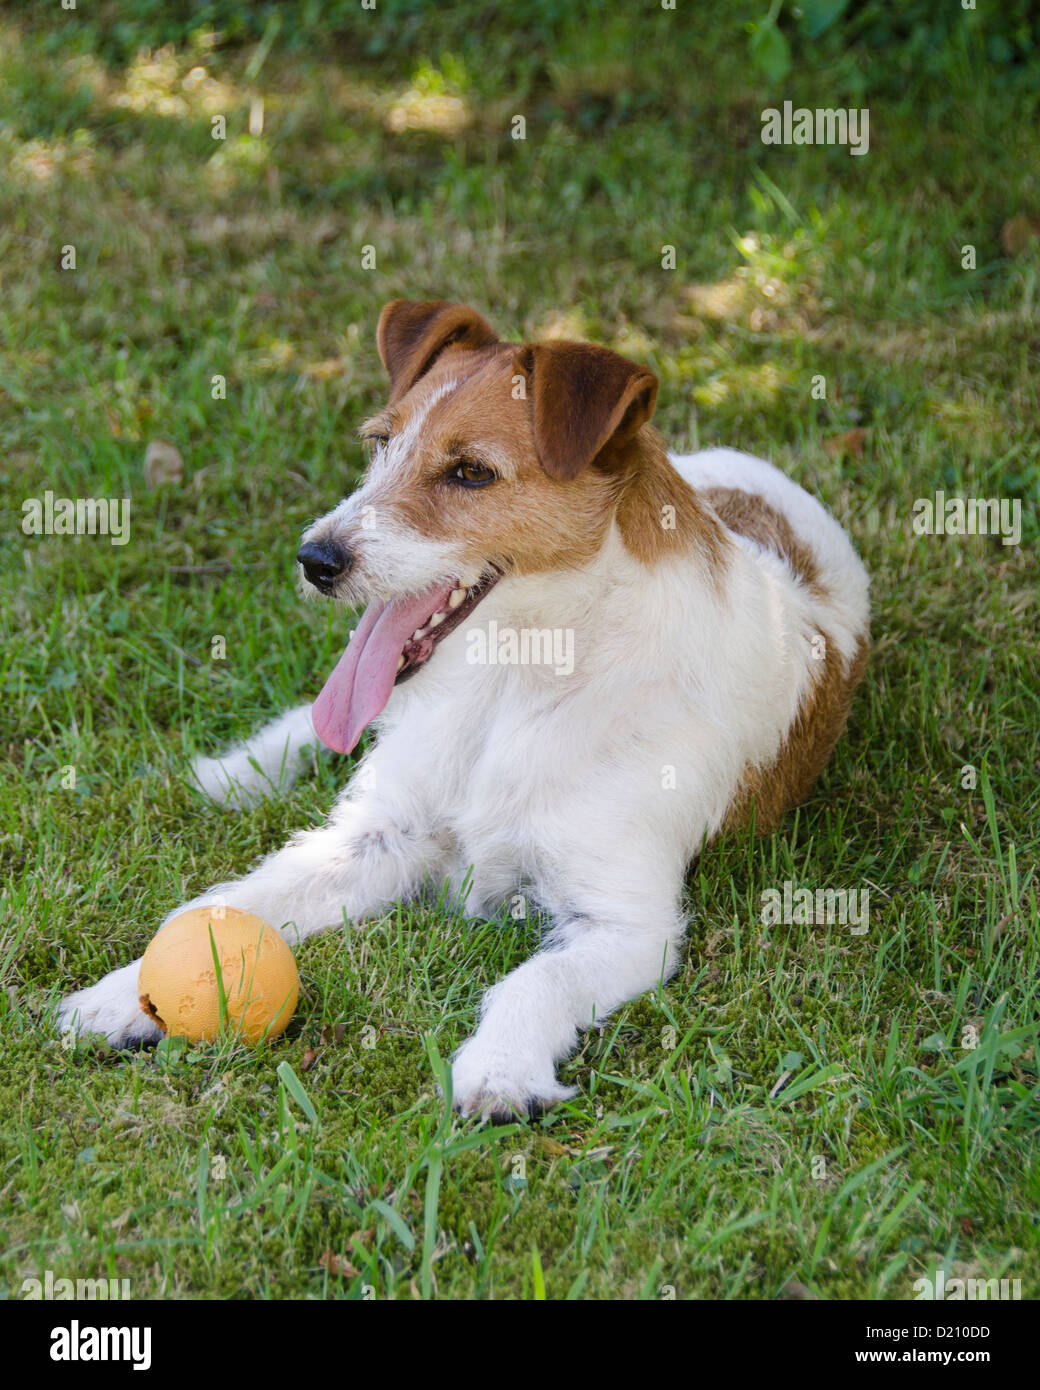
[701,486,823,594]
[612,429,728,572]
[720,633,870,836]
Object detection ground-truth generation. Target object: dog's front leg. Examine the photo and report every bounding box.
[56,787,446,1046]
[451,879,687,1120]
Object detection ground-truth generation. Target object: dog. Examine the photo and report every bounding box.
[57,299,870,1119]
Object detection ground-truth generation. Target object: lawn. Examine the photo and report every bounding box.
[1,2,1038,1300]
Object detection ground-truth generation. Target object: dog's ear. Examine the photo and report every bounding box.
[377,300,498,403]
[512,341,658,481]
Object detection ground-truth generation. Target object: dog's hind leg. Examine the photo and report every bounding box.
[192,703,323,809]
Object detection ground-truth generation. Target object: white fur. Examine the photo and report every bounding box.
[192,705,321,808]
[57,447,869,1118]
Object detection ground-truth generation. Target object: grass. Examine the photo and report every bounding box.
[1,5,1038,1300]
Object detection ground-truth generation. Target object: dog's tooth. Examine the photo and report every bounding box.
[448,587,467,609]
[397,655,406,671]
[411,626,429,640]
[429,611,446,628]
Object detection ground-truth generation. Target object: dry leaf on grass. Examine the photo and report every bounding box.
[823,428,867,458]
[144,439,184,487]
[299,359,350,381]
[778,1279,818,1300]
[540,1136,583,1157]
[319,1250,360,1278]
[1000,215,1040,257]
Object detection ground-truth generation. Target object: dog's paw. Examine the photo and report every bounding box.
[450,1039,577,1122]
[56,960,162,1048]
[192,753,269,810]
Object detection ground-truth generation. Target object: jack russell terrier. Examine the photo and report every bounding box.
[58,299,870,1119]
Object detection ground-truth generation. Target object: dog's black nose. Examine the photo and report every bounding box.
[297,540,349,593]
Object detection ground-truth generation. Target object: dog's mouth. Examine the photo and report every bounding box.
[311,568,501,754]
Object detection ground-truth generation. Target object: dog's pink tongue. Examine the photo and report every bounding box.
[312,583,454,754]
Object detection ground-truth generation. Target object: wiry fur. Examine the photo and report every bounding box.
[57,302,870,1120]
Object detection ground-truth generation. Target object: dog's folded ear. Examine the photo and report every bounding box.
[512,342,659,481]
[377,300,499,403]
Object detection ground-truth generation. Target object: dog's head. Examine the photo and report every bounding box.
[299,299,663,753]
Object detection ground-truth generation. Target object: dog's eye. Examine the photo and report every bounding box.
[366,434,390,452]
[451,461,496,487]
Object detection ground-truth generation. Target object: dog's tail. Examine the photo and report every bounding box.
[191,704,324,809]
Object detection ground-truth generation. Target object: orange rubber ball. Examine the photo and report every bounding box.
[138,906,298,1044]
